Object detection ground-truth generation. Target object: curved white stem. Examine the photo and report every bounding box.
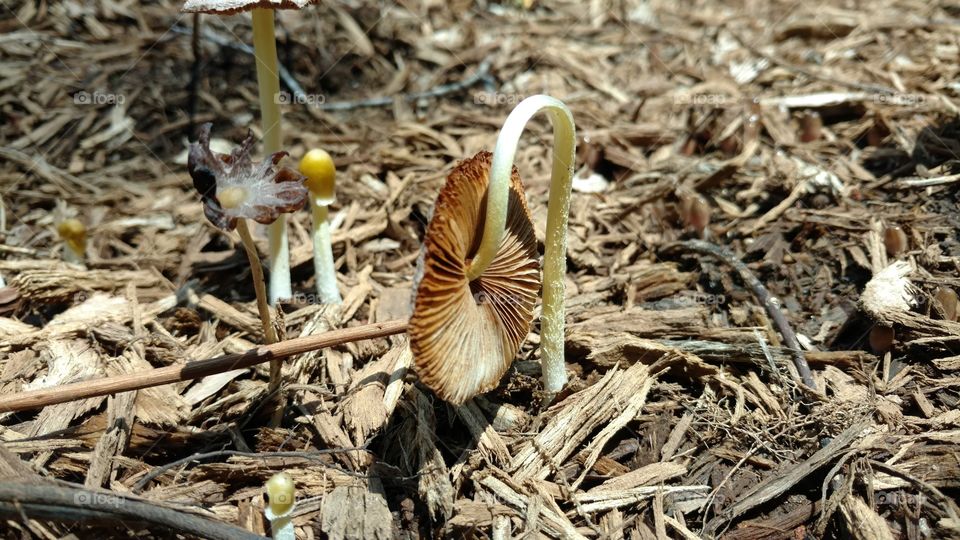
[311,201,341,304]
[251,8,290,305]
[466,95,576,396]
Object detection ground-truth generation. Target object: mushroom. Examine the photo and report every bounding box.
[182,0,316,305]
[56,218,87,266]
[884,224,908,258]
[411,94,576,402]
[299,148,341,304]
[188,123,308,394]
[264,472,296,540]
[677,192,711,237]
[409,151,540,404]
[933,286,958,321]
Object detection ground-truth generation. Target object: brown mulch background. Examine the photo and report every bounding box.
[2,0,960,538]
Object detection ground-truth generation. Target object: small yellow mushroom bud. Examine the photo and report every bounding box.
[265,472,295,516]
[56,218,87,262]
[299,149,336,204]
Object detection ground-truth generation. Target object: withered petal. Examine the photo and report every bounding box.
[203,197,234,230]
[188,123,222,198]
[409,151,540,404]
[186,124,308,231]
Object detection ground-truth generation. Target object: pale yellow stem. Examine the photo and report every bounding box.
[236,219,282,396]
[251,8,290,305]
[466,95,576,397]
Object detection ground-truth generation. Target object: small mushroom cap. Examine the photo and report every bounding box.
[57,218,87,255]
[409,151,540,404]
[182,0,316,15]
[56,218,86,242]
[265,472,295,515]
[299,148,336,205]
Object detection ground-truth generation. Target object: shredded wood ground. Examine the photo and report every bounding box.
[2,0,960,538]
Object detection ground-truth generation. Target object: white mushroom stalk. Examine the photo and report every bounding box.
[251,8,291,305]
[466,95,576,396]
[299,149,342,304]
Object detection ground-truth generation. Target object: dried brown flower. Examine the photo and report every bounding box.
[188,123,308,230]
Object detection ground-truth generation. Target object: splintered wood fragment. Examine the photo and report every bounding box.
[28,340,105,467]
[456,400,511,465]
[0,442,38,480]
[569,306,710,338]
[571,374,654,489]
[662,514,703,540]
[0,319,408,413]
[447,499,515,529]
[478,471,585,539]
[320,482,393,540]
[588,463,688,494]
[840,495,896,540]
[404,387,454,521]
[84,391,135,489]
[6,294,178,347]
[721,501,819,540]
[6,263,160,303]
[575,485,710,514]
[510,362,654,481]
[107,350,186,426]
[192,293,261,335]
[341,339,412,444]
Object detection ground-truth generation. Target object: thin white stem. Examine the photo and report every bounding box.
[267,219,291,304]
[466,95,576,396]
[63,244,85,267]
[251,8,290,305]
[310,201,341,304]
[265,507,295,540]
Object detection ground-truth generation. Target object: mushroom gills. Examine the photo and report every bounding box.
[410,151,540,404]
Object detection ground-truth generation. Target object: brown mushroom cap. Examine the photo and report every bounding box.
[182,0,316,15]
[410,151,540,404]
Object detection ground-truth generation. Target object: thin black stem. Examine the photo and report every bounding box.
[187,13,202,139]
[131,448,368,493]
[0,482,264,540]
[669,239,818,391]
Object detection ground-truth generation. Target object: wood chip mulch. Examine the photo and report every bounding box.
[1,0,959,538]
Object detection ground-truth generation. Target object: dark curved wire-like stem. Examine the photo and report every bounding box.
[131,448,368,493]
[670,239,818,391]
[0,482,265,540]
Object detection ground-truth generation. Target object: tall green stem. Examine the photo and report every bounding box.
[251,8,290,305]
[465,95,576,396]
